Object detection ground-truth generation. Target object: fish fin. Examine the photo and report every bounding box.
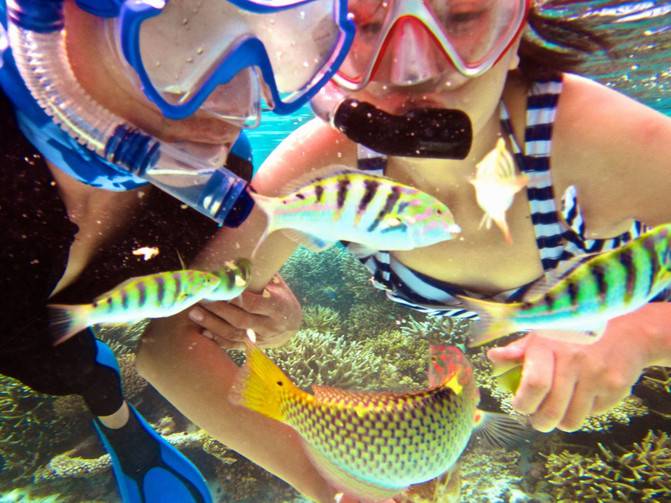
[229,339,297,423]
[457,295,520,348]
[492,363,523,395]
[473,410,531,449]
[176,249,187,269]
[312,385,400,406]
[281,229,336,253]
[537,253,600,291]
[492,215,512,245]
[277,164,364,196]
[478,212,491,231]
[303,442,405,503]
[48,304,93,346]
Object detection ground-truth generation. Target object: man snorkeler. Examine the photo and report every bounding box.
[0,0,353,501]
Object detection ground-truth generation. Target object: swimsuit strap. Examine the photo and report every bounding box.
[500,76,566,272]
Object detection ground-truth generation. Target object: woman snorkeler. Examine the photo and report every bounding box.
[138,0,671,500]
[0,0,352,500]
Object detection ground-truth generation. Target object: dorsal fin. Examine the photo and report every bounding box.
[278,164,366,196]
[522,253,598,301]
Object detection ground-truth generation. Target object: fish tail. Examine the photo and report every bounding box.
[249,192,278,258]
[229,339,295,423]
[48,304,93,345]
[458,295,520,347]
[474,410,531,449]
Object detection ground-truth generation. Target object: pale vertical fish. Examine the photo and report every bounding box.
[250,166,460,256]
[464,223,671,347]
[49,269,224,345]
[469,138,528,244]
[230,341,523,502]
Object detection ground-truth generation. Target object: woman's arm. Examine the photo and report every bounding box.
[490,74,671,432]
[488,302,671,432]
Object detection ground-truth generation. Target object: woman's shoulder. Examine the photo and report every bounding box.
[551,73,671,231]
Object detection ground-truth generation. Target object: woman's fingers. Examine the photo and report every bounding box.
[510,338,555,416]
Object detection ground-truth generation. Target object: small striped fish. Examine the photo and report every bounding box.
[250,167,460,255]
[206,258,252,301]
[48,260,250,345]
[465,223,671,347]
[231,341,521,502]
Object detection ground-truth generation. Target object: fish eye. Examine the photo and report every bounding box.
[437,209,444,215]
[277,381,283,386]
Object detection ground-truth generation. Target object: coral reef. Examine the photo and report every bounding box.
[301,305,342,335]
[0,377,60,484]
[543,430,671,502]
[459,446,526,503]
[398,314,472,347]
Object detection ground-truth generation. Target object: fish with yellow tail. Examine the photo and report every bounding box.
[230,340,524,502]
[48,258,251,345]
[250,166,460,256]
[463,223,671,347]
[469,138,528,244]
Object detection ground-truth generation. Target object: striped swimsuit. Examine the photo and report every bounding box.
[349,76,650,319]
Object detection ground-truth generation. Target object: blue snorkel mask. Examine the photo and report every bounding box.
[0,0,354,225]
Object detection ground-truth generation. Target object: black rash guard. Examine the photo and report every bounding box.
[0,91,222,413]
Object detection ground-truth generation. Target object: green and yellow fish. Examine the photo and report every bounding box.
[231,341,521,502]
[49,258,251,345]
[464,223,671,347]
[250,166,460,255]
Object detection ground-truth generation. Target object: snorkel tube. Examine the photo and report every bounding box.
[4,0,247,225]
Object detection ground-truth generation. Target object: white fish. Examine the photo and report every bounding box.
[469,138,528,244]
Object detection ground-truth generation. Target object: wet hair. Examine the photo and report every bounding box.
[518,0,619,80]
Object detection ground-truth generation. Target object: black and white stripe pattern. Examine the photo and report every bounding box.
[347,75,667,318]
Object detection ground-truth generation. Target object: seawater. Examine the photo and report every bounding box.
[0,1,669,502]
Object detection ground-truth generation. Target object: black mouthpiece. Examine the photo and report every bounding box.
[333,99,472,159]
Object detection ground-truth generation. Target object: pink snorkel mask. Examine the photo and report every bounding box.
[312,0,530,159]
[336,0,531,90]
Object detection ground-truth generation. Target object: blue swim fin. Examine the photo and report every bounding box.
[92,341,212,503]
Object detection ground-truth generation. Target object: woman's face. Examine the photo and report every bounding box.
[340,0,523,134]
[63,1,241,159]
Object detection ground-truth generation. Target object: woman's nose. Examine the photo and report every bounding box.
[374,17,448,87]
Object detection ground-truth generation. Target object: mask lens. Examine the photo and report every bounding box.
[116,0,352,120]
[337,0,527,87]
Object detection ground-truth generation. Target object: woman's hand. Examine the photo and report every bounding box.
[187,273,302,349]
[487,303,671,432]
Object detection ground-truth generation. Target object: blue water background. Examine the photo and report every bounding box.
[247,0,670,170]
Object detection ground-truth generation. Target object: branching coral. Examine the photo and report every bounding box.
[399,315,472,347]
[459,446,525,503]
[0,377,59,483]
[301,305,342,335]
[543,430,671,502]
[268,329,392,390]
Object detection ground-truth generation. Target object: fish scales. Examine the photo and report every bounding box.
[282,386,474,487]
[511,224,671,327]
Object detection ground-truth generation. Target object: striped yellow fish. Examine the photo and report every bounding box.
[230,342,521,502]
[250,167,460,255]
[49,259,251,345]
[464,223,671,347]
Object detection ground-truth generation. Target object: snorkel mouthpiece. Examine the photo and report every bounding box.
[333,99,472,159]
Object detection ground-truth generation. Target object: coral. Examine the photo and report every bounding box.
[459,445,526,503]
[0,377,60,483]
[117,352,149,401]
[268,329,393,390]
[641,366,671,394]
[94,320,149,354]
[202,437,238,465]
[301,305,342,335]
[543,430,671,502]
[398,314,472,347]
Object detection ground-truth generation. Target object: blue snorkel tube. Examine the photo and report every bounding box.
[4,0,247,225]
